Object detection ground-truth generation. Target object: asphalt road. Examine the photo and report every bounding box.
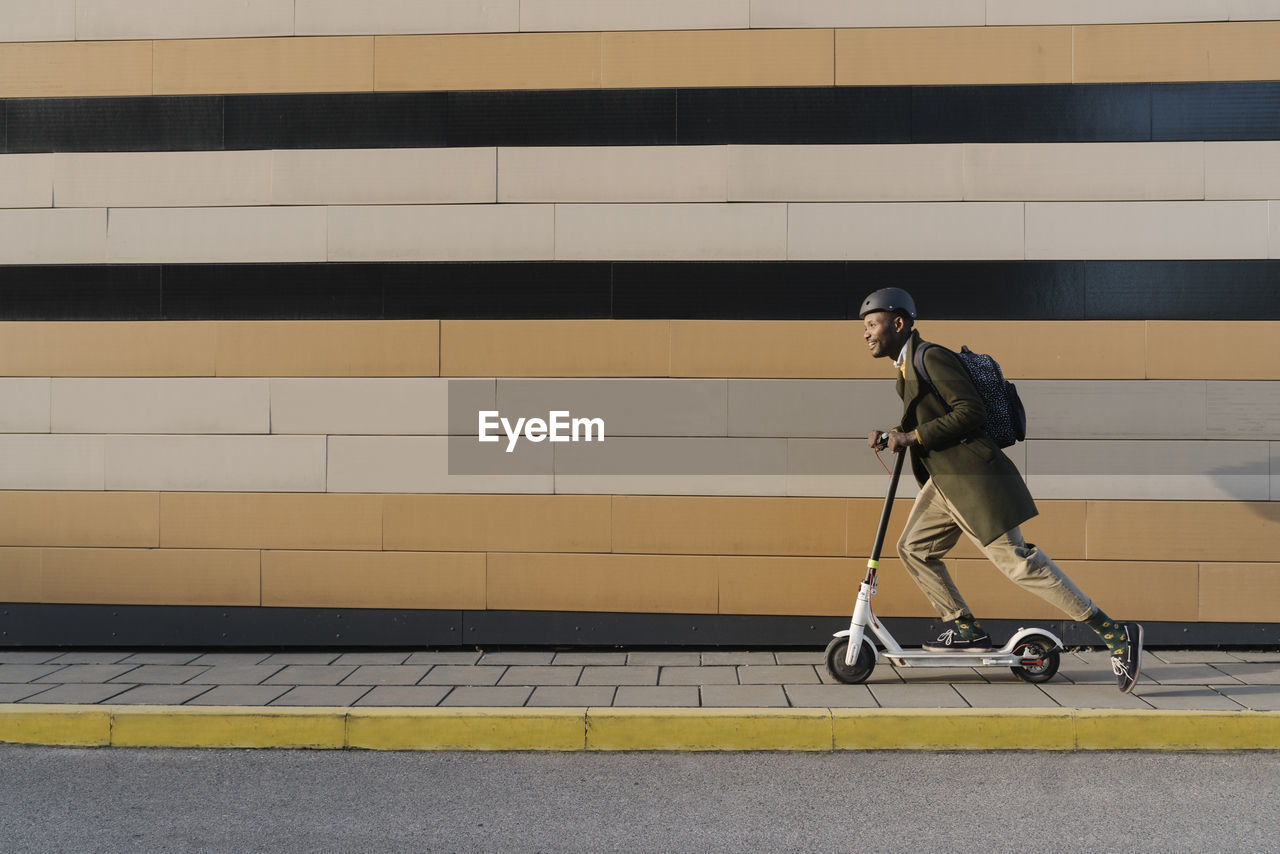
[1,746,1275,853]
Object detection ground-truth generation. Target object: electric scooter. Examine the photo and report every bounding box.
[824,432,1063,685]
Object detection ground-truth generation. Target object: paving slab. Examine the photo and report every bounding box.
[774,651,824,665]
[1211,663,1280,684]
[108,685,214,705]
[579,666,658,686]
[0,683,57,702]
[1054,663,1116,685]
[0,664,67,683]
[45,652,132,665]
[332,652,412,665]
[497,666,582,687]
[658,666,737,686]
[1149,650,1246,664]
[952,684,1060,708]
[527,686,616,707]
[1038,685,1154,709]
[440,687,534,707]
[784,684,878,708]
[889,666,990,684]
[118,652,203,665]
[0,652,61,664]
[34,664,138,683]
[868,684,969,708]
[185,685,292,706]
[106,665,210,684]
[551,652,627,665]
[271,686,372,707]
[701,684,789,708]
[189,653,271,665]
[186,664,284,685]
[1231,651,1280,662]
[738,665,820,685]
[627,652,701,666]
[259,652,341,665]
[613,686,700,707]
[478,652,555,665]
[339,665,431,686]
[1140,663,1244,685]
[1212,685,1280,711]
[405,651,482,665]
[702,652,776,666]
[353,686,451,707]
[1133,685,1248,711]
[420,666,506,686]
[816,664,903,685]
[18,684,135,704]
[262,665,357,686]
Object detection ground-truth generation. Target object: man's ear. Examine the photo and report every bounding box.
[892,315,907,334]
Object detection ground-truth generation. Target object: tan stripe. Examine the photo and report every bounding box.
[215,321,440,377]
[375,32,602,91]
[159,492,383,550]
[0,40,152,98]
[612,494,849,556]
[383,494,612,553]
[602,28,833,87]
[836,26,1073,85]
[0,548,42,601]
[0,322,216,378]
[487,552,719,613]
[1146,321,1280,380]
[153,36,374,95]
[0,492,159,548]
[261,550,486,609]
[1086,500,1280,562]
[1199,563,1280,622]
[441,320,670,378]
[39,548,260,606]
[1074,20,1280,83]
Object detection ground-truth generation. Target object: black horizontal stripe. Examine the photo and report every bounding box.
[0,602,1270,647]
[2,261,1279,321]
[5,82,1280,152]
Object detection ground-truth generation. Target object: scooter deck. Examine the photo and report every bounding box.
[883,650,1031,667]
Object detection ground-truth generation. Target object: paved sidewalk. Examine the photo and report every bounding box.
[2,648,1278,712]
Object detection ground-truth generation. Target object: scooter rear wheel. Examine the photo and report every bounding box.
[825,636,876,684]
[1010,636,1060,683]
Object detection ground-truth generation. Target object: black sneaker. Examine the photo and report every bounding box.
[1111,622,1144,694]
[922,629,993,653]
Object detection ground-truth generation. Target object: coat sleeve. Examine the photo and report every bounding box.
[914,347,986,450]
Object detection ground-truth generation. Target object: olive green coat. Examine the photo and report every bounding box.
[893,330,1037,546]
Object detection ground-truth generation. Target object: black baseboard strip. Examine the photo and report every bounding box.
[1,604,1275,649]
[3,260,1280,322]
[4,82,1279,153]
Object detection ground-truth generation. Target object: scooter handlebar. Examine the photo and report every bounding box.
[873,431,890,451]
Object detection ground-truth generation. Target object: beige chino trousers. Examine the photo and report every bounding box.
[896,478,1095,624]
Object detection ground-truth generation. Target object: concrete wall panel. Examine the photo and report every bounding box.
[0,435,104,490]
[964,142,1204,201]
[729,144,963,202]
[495,379,729,437]
[987,1,1229,26]
[1025,201,1269,260]
[52,378,269,434]
[54,151,272,208]
[1020,380,1208,440]
[0,1,74,42]
[787,203,1024,260]
[521,0,750,32]
[326,435,554,494]
[727,379,898,437]
[328,204,553,261]
[749,1,984,28]
[296,0,518,35]
[272,148,496,205]
[1206,382,1280,440]
[269,378,454,436]
[105,435,327,492]
[555,203,787,261]
[0,208,106,265]
[0,154,53,208]
[107,207,328,264]
[1206,142,1280,200]
[499,147,728,203]
[75,0,294,40]
[0,379,51,433]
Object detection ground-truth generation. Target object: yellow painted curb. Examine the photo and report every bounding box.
[832,708,1076,751]
[108,705,346,749]
[1075,710,1280,751]
[0,704,111,747]
[586,707,833,751]
[347,707,587,751]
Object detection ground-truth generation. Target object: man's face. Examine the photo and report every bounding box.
[862,311,906,358]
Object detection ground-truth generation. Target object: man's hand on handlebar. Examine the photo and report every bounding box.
[868,430,917,453]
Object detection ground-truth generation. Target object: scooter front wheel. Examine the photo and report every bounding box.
[1010,636,1060,684]
[825,636,875,684]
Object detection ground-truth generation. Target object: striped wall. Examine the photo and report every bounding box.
[1,3,1278,646]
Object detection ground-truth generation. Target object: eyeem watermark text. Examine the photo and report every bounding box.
[478,410,606,453]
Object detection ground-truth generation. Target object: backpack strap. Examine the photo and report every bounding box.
[912,341,939,400]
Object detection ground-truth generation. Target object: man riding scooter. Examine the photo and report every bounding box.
[860,287,1143,693]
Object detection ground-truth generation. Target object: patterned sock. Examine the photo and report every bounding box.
[953,614,986,641]
[1083,608,1127,656]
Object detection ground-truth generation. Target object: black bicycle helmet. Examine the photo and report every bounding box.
[858,287,917,320]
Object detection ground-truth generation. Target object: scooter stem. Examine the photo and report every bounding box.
[871,448,907,564]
